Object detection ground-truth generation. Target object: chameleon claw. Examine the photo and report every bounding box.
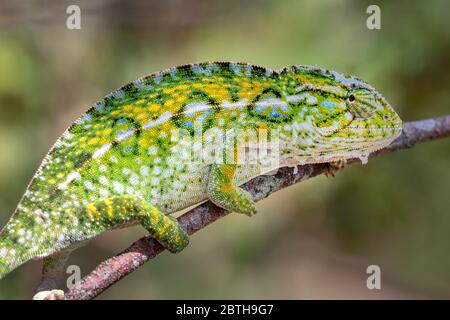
[32,289,65,300]
[325,159,347,178]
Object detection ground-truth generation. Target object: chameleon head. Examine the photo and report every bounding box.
[282,66,403,162]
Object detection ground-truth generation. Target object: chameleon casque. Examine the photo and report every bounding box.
[0,62,402,299]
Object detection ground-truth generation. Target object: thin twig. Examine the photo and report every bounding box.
[65,114,450,300]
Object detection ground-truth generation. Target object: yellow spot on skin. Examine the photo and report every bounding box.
[164,99,175,108]
[222,165,235,181]
[158,222,169,237]
[102,128,112,136]
[176,84,189,91]
[88,137,100,145]
[220,183,232,192]
[104,198,113,218]
[86,203,98,219]
[147,103,160,112]
[162,87,176,94]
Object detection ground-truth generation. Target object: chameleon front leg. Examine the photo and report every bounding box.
[207,163,256,216]
[325,159,348,177]
[32,250,72,300]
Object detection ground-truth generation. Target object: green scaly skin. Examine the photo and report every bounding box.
[0,62,402,293]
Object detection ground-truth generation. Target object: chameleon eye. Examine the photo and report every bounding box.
[346,89,376,119]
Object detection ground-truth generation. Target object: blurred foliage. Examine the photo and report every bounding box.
[0,0,449,299]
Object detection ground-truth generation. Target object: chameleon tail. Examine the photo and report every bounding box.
[0,215,50,280]
[0,226,29,279]
[0,256,8,279]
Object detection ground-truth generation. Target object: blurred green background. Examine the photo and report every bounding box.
[0,0,449,299]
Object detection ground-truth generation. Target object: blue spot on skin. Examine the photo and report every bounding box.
[117,119,126,125]
[154,74,163,84]
[125,146,132,152]
[255,105,266,113]
[145,85,153,91]
[329,108,335,113]
[316,114,322,118]
[133,81,144,90]
[245,65,252,77]
[311,107,318,113]
[230,64,242,76]
[113,90,125,99]
[116,128,134,140]
[280,105,289,112]
[185,102,211,117]
[84,114,92,122]
[207,64,219,72]
[95,102,104,112]
[184,121,193,128]
[197,114,207,124]
[170,70,178,80]
[192,65,203,74]
[269,108,281,118]
[192,65,212,76]
[321,100,334,108]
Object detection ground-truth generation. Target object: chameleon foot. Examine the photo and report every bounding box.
[207,164,257,216]
[325,159,347,178]
[140,206,189,253]
[32,289,65,300]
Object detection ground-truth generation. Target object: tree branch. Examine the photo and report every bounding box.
[65,114,450,300]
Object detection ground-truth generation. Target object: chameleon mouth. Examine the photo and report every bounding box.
[346,125,403,138]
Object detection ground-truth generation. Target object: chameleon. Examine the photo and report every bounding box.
[0,62,402,299]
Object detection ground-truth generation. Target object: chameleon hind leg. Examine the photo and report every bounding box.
[33,250,73,300]
[87,195,189,253]
[207,164,256,216]
[33,195,188,300]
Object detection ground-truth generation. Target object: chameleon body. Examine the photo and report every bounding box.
[0,62,402,299]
